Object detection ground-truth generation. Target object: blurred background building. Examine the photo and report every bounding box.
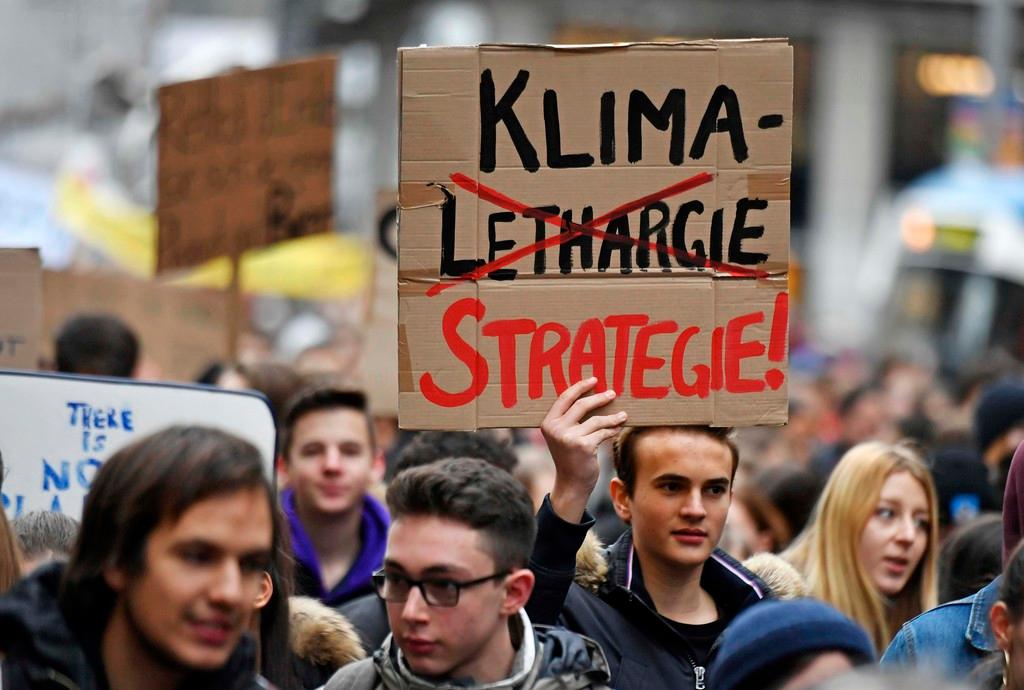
[0,0,1021,378]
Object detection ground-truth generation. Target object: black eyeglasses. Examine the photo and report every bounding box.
[372,569,509,607]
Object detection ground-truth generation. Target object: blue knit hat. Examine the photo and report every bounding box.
[708,599,875,690]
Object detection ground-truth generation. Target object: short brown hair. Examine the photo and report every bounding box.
[386,458,536,571]
[280,386,374,458]
[613,426,739,496]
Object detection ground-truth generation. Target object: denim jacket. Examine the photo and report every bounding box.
[881,576,1001,678]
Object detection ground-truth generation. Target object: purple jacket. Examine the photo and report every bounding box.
[283,488,390,607]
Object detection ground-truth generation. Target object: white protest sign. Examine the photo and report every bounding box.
[0,371,276,519]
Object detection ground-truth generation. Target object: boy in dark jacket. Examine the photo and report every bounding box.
[528,379,771,690]
[0,426,277,690]
[325,458,610,690]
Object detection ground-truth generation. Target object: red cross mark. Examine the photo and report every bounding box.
[425,171,772,298]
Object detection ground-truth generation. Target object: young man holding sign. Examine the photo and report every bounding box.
[527,378,770,690]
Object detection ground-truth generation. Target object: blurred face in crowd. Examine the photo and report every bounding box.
[284,407,381,518]
[104,488,273,672]
[722,499,769,561]
[611,430,733,571]
[843,392,888,445]
[857,470,930,597]
[382,515,533,683]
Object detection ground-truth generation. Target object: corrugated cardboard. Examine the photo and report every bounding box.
[360,190,400,416]
[156,56,336,272]
[398,41,792,429]
[0,248,42,370]
[371,189,399,323]
[43,271,230,382]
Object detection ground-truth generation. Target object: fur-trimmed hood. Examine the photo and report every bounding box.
[741,553,808,599]
[290,596,366,671]
[573,530,609,594]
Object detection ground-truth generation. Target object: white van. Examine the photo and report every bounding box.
[858,164,1024,369]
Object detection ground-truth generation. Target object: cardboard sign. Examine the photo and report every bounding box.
[43,271,230,382]
[0,249,42,370]
[361,190,400,415]
[398,41,792,429]
[368,189,399,323]
[156,56,336,272]
[0,371,276,519]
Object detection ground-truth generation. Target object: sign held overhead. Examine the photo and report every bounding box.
[398,40,793,429]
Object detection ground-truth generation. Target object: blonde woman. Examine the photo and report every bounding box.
[786,442,939,652]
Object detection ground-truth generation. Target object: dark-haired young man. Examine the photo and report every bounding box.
[528,378,770,690]
[280,386,388,606]
[55,313,139,378]
[339,431,520,653]
[325,458,610,690]
[0,426,277,690]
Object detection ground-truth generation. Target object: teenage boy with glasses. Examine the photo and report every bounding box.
[325,458,610,690]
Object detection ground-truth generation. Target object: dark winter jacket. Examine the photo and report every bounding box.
[527,497,771,690]
[323,611,610,690]
[0,563,270,690]
[282,488,390,607]
[337,592,390,655]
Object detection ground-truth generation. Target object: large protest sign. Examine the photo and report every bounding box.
[0,249,42,370]
[0,371,275,519]
[156,56,336,273]
[398,41,792,429]
[42,270,230,382]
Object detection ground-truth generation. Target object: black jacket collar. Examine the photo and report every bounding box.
[598,529,769,623]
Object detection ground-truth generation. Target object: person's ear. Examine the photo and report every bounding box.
[609,477,632,524]
[103,565,128,593]
[991,601,1014,651]
[276,454,291,489]
[500,568,535,615]
[254,572,274,609]
[371,450,386,483]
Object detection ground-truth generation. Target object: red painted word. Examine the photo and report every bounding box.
[420,292,788,409]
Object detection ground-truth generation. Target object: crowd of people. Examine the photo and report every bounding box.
[1,312,1024,690]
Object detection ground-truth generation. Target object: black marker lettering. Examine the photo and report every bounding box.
[487,211,518,280]
[598,215,633,274]
[690,85,748,163]
[628,89,686,165]
[671,200,704,268]
[438,185,484,277]
[728,198,769,265]
[559,207,593,274]
[600,91,616,165]
[637,202,672,270]
[480,69,539,173]
[544,90,594,169]
[530,205,560,274]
